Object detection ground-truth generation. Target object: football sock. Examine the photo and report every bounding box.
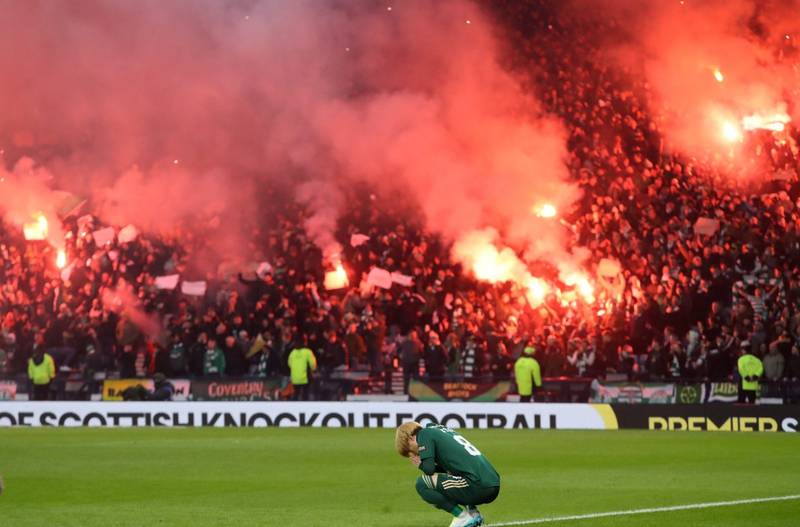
[415,476,461,516]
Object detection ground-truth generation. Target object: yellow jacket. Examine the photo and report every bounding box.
[28,354,56,385]
[288,347,317,385]
[514,356,542,396]
[738,354,763,392]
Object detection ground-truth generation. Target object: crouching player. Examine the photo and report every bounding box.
[395,422,500,527]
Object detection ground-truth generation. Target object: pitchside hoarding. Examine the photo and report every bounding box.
[102,379,192,401]
[0,402,795,431]
[190,378,285,401]
[610,404,800,432]
[0,402,616,429]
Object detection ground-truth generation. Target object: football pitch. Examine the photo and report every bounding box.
[0,428,797,526]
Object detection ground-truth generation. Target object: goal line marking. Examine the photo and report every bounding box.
[488,494,800,526]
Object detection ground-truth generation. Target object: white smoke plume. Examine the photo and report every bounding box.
[296,181,344,265]
[101,281,163,341]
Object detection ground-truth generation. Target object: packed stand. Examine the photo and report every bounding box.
[2,2,800,400]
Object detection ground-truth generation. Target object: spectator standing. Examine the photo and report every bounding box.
[203,338,225,376]
[788,345,800,380]
[423,332,447,381]
[28,348,56,400]
[737,348,763,404]
[320,331,345,376]
[763,345,785,382]
[223,335,247,376]
[514,346,542,403]
[344,322,367,369]
[567,340,596,377]
[288,344,317,401]
[462,335,479,378]
[167,333,187,377]
[399,330,422,394]
[119,343,137,378]
[188,332,208,377]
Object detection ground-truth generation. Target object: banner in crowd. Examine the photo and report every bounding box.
[703,382,739,403]
[0,381,17,401]
[190,378,285,401]
[590,381,676,404]
[0,402,619,429]
[102,379,191,401]
[155,274,180,290]
[391,272,414,287]
[611,404,799,432]
[102,379,154,401]
[92,227,116,246]
[593,381,745,404]
[409,379,512,402]
[350,233,370,247]
[181,281,207,296]
[117,224,139,243]
[366,267,393,289]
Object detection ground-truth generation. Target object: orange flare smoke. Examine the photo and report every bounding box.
[721,121,743,143]
[533,203,557,218]
[741,111,790,132]
[22,212,48,241]
[525,276,549,308]
[324,263,349,290]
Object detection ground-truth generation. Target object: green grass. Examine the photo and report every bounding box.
[0,428,797,526]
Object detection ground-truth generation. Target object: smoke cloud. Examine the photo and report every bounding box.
[568,0,800,163]
[0,0,578,276]
[101,281,164,341]
[0,158,65,248]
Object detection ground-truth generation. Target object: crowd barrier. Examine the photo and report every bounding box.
[0,402,796,431]
[2,376,799,405]
[590,380,800,404]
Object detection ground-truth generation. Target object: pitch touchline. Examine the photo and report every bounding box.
[488,494,800,526]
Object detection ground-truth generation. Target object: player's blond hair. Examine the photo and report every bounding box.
[395,421,422,457]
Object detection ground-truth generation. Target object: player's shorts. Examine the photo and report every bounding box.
[421,473,500,506]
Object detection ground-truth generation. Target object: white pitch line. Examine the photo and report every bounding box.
[488,494,800,526]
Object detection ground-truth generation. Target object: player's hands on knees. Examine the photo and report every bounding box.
[409,454,421,467]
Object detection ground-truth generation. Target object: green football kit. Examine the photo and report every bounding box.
[414,423,501,515]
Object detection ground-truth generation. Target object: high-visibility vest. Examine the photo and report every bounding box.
[288,348,317,385]
[514,356,542,396]
[28,354,56,385]
[738,354,763,391]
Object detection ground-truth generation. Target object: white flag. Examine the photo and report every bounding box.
[92,227,116,246]
[60,262,75,282]
[118,224,139,244]
[367,267,393,289]
[155,274,180,290]
[350,233,370,247]
[181,281,207,296]
[391,272,414,287]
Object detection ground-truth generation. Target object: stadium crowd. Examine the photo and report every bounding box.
[2,2,800,398]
